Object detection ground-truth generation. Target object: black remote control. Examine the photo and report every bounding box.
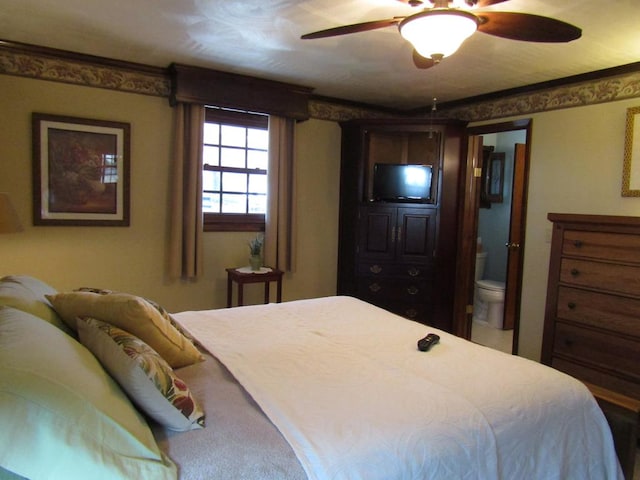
[417,333,440,352]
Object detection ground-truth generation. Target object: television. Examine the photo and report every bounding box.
[372,163,433,202]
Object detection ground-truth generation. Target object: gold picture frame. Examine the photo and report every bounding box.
[622,105,640,197]
[32,113,130,225]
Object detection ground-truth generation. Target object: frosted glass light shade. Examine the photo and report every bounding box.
[400,10,477,60]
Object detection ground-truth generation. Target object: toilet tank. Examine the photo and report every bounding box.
[475,251,488,281]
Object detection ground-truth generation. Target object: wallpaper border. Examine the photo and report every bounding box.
[1,40,639,123]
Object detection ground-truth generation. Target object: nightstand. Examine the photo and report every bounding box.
[226,267,283,307]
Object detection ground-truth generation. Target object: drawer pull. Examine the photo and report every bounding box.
[369,264,383,274]
[405,308,418,318]
[567,302,576,310]
[573,240,583,248]
[407,286,419,295]
[564,338,574,347]
[407,267,420,277]
[570,268,580,276]
[369,283,381,293]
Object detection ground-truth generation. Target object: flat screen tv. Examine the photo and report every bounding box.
[372,163,433,202]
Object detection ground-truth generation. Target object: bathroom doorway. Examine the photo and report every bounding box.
[453,120,531,355]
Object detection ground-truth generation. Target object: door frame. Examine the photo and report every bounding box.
[452,119,532,354]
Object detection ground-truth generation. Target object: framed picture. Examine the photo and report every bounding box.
[483,151,505,203]
[32,113,130,226]
[622,105,640,197]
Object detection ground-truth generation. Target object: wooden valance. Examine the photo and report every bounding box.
[169,63,313,120]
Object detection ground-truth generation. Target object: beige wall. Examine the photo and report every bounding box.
[474,99,640,360]
[0,75,341,312]
[4,73,640,363]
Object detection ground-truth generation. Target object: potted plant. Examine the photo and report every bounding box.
[248,234,264,271]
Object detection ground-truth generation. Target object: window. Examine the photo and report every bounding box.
[202,108,269,232]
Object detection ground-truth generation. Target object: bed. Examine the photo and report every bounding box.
[0,275,624,480]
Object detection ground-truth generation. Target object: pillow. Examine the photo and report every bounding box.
[0,275,71,334]
[46,291,203,368]
[78,317,205,432]
[0,306,177,480]
[75,287,199,344]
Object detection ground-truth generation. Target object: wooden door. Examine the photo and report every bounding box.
[503,143,528,339]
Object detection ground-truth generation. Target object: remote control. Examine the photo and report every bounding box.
[417,333,440,352]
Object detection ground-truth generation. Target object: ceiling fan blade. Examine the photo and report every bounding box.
[396,0,508,6]
[412,50,435,69]
[477,11,581,42]
[473,0,509,6]
[301,18,402,40]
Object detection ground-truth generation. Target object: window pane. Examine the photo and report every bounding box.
[221,125,246,147]
[203,170,220,191]
[203,146,219,166]
[220,147,245,168]
[204,123,219,145]
[247,150,268,169]
[248,173,267,194]
[222,172,247,193]
[247,128,268,149]
[249,194,267,214]
[203,193,220,213]
[221,193,246,213]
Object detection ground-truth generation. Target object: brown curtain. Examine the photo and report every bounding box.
[168,103,205,280]
[264,116,296,272]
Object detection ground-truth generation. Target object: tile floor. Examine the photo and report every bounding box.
[470,320,513,354]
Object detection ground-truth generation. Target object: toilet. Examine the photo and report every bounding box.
[473,251,506,329]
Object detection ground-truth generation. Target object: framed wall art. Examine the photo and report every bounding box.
[622,105,640,197]
[32,113,130,226]
[484,151,505,203]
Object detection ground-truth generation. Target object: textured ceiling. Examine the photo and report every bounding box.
[1,0,639,110]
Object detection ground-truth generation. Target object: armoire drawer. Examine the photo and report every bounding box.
[553,322,640,380]
[357,277,432,302]
[562,230,640,263]
[357,262,431,279]
[556,286,640,337]
[559,258,640,296]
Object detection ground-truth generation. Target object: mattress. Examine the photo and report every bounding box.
[160,296,623,480]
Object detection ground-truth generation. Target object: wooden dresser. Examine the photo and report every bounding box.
[542,213,640,478]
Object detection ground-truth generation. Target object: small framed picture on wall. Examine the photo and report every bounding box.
[32,113,130,226]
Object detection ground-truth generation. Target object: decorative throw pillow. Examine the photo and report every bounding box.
[0,306,177,480]
[78,317,205,432]
[46,291,203,368]
[75,287,199,345]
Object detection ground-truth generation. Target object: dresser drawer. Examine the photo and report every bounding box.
[553,322,640,381]
[551,358,640,400]
[560,258,640,296]
[563,230,640,263]
[557,286,640,338]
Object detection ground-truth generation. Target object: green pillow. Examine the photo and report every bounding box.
[0,275,71,334]
[0,306,177,480]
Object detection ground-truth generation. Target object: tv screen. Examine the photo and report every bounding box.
[372,163,432,202]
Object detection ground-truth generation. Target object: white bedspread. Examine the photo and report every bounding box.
[175,296,622,480]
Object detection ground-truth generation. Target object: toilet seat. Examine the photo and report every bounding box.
[476,279,505,292]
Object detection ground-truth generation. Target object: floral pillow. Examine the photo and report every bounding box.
[77,317,205,432]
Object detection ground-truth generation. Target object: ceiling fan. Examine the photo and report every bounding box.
[301,0,581,69]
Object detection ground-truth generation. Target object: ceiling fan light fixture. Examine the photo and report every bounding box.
[399,10,477,61]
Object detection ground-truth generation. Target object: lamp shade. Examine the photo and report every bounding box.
[0,193,24,233]
[399,10,478,61]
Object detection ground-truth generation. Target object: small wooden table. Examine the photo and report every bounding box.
[226,267,283,307]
